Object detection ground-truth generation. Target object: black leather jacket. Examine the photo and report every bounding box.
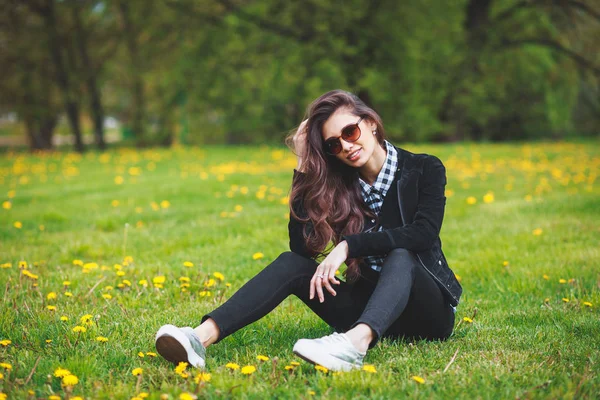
[288,145,462,307]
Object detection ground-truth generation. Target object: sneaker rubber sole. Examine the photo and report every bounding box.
[155,324,205,368]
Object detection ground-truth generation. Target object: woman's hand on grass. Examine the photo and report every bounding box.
[310,241,349,303]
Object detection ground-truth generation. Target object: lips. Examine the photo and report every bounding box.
[347,149,361,161]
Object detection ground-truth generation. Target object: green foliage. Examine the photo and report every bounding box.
[0,0,598,147]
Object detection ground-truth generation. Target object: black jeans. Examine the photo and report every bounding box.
[202,248,455,347]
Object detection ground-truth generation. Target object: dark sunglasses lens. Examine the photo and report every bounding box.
[326,139,342,154]
[341,124,361,142]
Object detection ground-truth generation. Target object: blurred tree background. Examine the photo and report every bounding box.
[0,0,598,151]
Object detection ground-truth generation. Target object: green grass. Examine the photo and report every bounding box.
[0,141,599,399]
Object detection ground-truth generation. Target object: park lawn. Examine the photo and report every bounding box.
[0,141,599,399]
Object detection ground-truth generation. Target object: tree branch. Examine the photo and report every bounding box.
[494,0,600,23]
[499,37,600,76]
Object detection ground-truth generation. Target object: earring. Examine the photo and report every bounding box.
[372,130,377,135]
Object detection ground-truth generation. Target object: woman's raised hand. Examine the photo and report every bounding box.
[293,119,308,172]
[310,241,349,303]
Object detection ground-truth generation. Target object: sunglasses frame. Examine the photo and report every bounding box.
[323,116,364,155]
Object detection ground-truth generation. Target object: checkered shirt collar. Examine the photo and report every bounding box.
[359,141,398,197]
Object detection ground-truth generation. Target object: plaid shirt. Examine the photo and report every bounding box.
[358,141,399,271]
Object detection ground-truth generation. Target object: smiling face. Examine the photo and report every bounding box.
[321,108,384,170]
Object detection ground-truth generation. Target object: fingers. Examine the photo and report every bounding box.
[309,264,339,303]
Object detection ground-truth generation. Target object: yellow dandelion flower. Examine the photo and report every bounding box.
[19,261,27,268]
[96,336,109,343]
[0,340,11,347]
[194,372,211,383]
[234,204,243,212]
[0,373,3,379]
[483,192,494,203]
[241,365,256,375]
[559,279,567,284]
[64,292,73,297]
[114,176,124,185]
[60,316,69,321]
[179,276,190,283]
[463,317,473,323]
[466,196,477,205]
[47,305,57,311]
[315,365,328,373]
[160,200,170,209]
[411,375,425,384]
[102,294,112,300]
[544,298,550,303]
[13,221,22,229]
[122,279,132,287]
[71,397,83,400]
[290,361,300,366]
[183,261,194,268]
[213,272,225,281]
[0,263,11,269]
[199,290,211,297]
[175,362,188,374]
[139,279,148,287]
[256,355,269,361]
[204,278,216,288]
[146,352,157,357]
[562,298,570,303]
[48,395,60,400]
[73,259,83,266]
[46,339,52,344]
[138,393,149,398]
[138,352,145,358]
[132,368,143,376]
[72,326,86,333]
[226,283,231,288]
[179,393,195,400]
[116,270,126,277]
[252,252,264,260]
[0,363,12,370]
[362,364,377,373]
[2,201,11,209]
[543,274,549,280]
[61,374,79,386]
[111,200,120,207]
[63,280,71,286]
[226,362,240,370]
[583,301,593,307]
[80,314,93,324]
[54,367,71,378]
[153,276,166,285]
[284,365,295,370]
[308,390,316,396]
[532,228,543,236]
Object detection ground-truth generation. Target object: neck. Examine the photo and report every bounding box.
[359,143,387,185]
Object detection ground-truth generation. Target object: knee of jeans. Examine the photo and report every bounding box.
[387,248,411,258]
[273,251,316,273]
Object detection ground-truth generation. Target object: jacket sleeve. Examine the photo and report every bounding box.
[342,156,447,258]
[288,169,316,259]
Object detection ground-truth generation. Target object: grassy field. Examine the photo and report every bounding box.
[1,141,599,399]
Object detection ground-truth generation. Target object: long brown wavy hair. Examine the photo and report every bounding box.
[286,90,386,281]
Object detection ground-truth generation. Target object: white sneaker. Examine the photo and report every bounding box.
[293,332,366,371]
[155,324,206,368]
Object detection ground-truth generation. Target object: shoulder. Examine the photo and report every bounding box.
[392,144,444,172]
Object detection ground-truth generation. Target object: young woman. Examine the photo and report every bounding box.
[155,90,462,371]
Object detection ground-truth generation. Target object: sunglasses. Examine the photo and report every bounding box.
[323,116,364,155]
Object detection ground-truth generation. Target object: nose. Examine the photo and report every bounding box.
[340,138,355,153]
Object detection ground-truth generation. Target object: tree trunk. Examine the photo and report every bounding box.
[118,1,146,146]
[42,0,84,152]
[72,3,106,150]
